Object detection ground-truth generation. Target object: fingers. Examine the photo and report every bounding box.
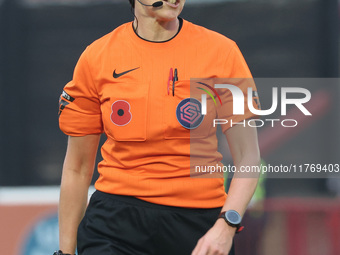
[192,238,228,255]
[192,238,204,255]
[193,238,217,255]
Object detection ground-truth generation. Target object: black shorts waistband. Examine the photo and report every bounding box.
[92,190,222,214]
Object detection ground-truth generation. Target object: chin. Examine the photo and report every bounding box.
[158,13,179,22]
[158,7,183,21]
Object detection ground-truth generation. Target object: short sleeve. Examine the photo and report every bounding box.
[58,48,103,136]
[216,43,260,133]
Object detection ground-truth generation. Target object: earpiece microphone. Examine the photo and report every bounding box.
[136,0,163,7]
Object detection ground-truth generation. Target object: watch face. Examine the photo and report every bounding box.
[226,210,241,225]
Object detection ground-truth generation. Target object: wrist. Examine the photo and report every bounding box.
[216,218,237,236]
[217,210,244,234]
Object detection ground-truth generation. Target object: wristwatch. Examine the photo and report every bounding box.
[53,250,75,255]
[218,210,244,233]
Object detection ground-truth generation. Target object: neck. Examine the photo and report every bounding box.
[133,17,179,42]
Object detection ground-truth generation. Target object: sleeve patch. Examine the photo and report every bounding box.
[61,90,75,102]
[58,98,70,116]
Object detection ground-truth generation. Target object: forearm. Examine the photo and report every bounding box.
[222,124,261,217]
[217,124,261,237]
[214,154,260,244]
[58,135,100,254]
[59,169,92,254]
[221,162,260,217]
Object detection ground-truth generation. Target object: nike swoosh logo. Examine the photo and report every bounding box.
[113,67,140,78]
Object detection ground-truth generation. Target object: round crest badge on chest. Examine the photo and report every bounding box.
[176,98,204,129]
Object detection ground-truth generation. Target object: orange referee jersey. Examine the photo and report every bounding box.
[59,19,257,208]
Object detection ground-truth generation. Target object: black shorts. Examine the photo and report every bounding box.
[77,190,235,255]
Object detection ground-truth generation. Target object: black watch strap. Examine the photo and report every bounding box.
[53,250,75,255]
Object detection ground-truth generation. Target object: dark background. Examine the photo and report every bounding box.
[0,0,339,197]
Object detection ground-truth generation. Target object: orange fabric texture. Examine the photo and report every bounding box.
[59,19,257,208]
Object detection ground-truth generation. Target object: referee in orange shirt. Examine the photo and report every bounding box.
[55,0,260,254]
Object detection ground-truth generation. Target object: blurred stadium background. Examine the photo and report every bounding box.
[0,0,339,254]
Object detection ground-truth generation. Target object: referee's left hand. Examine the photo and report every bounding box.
[191,219,235,255]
